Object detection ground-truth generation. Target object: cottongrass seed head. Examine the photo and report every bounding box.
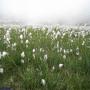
[21,51,25,58]
[41,79,46,86]
[59,64,64,68]
[0,68,4,74]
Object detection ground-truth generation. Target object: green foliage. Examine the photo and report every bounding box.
[0,25,90,90]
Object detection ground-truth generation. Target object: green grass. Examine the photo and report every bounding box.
[0,25,90,90]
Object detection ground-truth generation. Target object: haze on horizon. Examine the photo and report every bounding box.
[0,0,90,25]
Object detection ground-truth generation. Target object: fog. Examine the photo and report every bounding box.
[0,0,90,24]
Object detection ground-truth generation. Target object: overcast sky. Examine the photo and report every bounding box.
[0,0,90,24]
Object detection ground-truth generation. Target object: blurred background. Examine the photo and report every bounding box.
[0,0,90,25]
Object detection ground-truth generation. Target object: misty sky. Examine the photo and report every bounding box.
[0,0,90,24]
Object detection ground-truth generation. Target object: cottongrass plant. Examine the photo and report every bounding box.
[0,25,90,90]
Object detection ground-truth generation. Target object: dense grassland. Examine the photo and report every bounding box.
[0,25,90,90]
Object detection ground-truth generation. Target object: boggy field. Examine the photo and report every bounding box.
[0,25,90,90]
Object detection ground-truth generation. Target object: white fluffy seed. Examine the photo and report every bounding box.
[0,68,4,74]
[41,79,46,86]
[25,40,29,44]
[20,34,23,39]
[21,59,25,63]
[59,64,63,68]
[21,52,25,58]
